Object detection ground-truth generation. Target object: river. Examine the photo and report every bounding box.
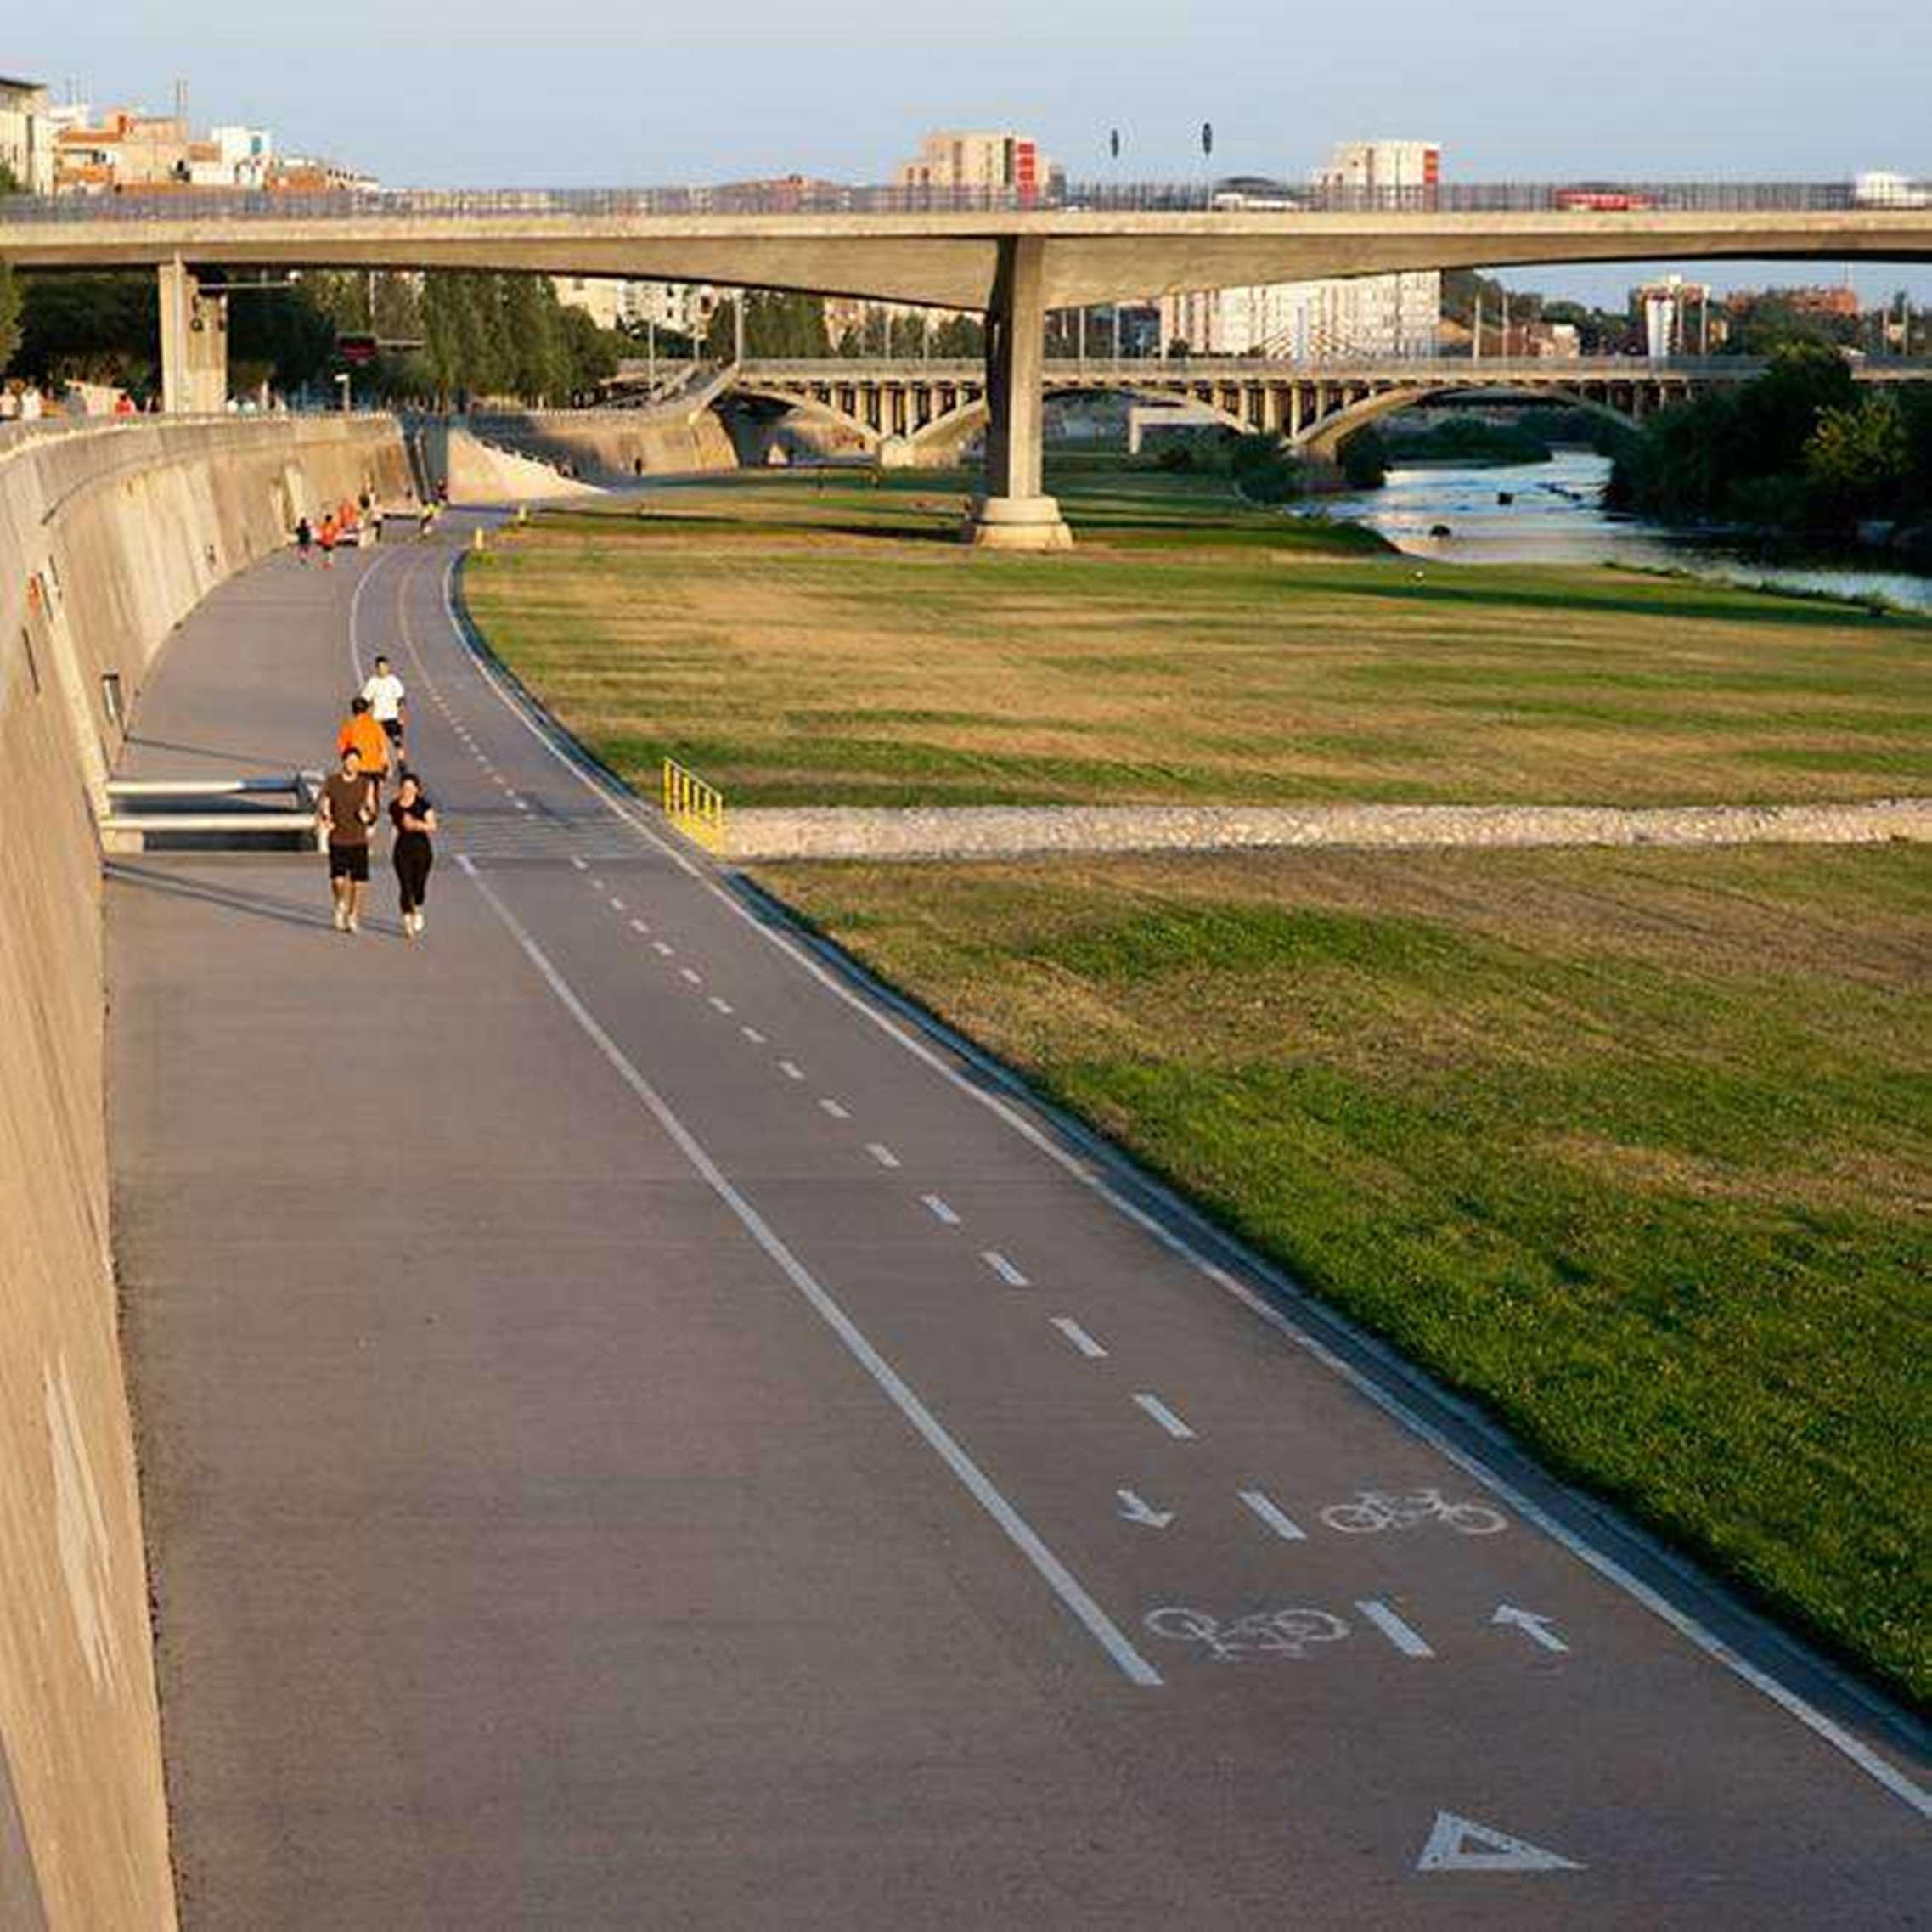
[1313,449,1932,613]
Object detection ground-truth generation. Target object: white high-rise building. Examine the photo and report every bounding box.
[1161,139,1443,363]
[0,76,54,194]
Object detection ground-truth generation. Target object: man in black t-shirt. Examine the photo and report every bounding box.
[317,746,378,934]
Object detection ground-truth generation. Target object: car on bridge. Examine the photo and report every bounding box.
[1553,183,1660,212]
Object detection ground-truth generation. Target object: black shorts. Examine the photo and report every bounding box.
[327,842,370,882]
[380,718,404,744]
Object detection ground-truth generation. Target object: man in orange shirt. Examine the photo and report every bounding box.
[336,697,390,797]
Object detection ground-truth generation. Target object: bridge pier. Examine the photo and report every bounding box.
[967,237,1072,551]
[157,259,228,415]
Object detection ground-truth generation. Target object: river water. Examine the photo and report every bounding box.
[1315,449,1932,613]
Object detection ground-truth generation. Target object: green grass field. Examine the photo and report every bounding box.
[762,845,1932,1704]
[465,466,1932,810]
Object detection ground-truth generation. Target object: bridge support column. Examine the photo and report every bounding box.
[967,237,1072,551]
[157,259,228,415]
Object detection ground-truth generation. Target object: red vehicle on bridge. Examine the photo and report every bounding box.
[1553,183,1660,212]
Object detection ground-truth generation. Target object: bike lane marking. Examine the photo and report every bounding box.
[457,855,1163,1689]
[437,548,1932,1820]
[1134,1394,1196,1441]
[1356,1599,1436,1659]
[1416,1811,1582,1873]
[982,1251,1029,1287]
[922,1194,961,1226]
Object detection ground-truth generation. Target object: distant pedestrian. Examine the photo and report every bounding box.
[295,515,313,564]
[318,745,378,932]
[318,514,338,570]
[389,772,437,937]
[336,696,391,797]
[360,654,409,770]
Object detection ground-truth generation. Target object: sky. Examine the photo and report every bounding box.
[13,0,1929,304]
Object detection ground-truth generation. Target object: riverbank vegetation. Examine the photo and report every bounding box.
[1608,343,1932,547]
[761,844,1932,1704]
[1379,414,1556,466]
[465,465,1926,810]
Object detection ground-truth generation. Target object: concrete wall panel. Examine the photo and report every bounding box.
[0,414,406,1931]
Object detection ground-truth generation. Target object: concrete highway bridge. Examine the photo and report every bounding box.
[714,352,1932,463]
[3,177,1929,544]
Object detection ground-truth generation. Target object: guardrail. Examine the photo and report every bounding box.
[3,179,1927,222]
[662,758,725,851]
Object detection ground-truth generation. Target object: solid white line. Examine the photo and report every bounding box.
[1050,1316,1108,1360]
[437,548,1932,1817]
[819,1098,849,1120]
[778,1060,805,1081]
[922,1194,960,1226]
[866,1142,901,1169]
[1134,1394,1196,1441]
[1240,1489,1308,1541]
[455,855,1160,1689]
[1357,1599,1435,1659]
[982,1251,1028,1287]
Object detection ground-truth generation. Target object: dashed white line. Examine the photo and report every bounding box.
[982,1251,1029,1287]
[921,1194,960,1226]
[609,897,627,911]
[709,995,734,1014]
[778,1060,805,1081]
[819,1098,850,1120]
[1050,1316,1108,1360]
[741,1025,767,1045]
[652,940,673,956]
[1240,1489,1308,1541]
[1134,1393,1196,1440]
[865,1142,901,1169]
[680,966,702,985]
[1357,1599,1435,1659]
[629,918,650,936]
[589,876,606,891]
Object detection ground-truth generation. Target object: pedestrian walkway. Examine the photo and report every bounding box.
[108,528,1932,1929]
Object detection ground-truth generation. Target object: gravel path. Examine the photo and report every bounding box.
[720,797,1932,862]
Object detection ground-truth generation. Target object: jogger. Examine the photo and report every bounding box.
[318,746,378,933]
[389,773,437,938]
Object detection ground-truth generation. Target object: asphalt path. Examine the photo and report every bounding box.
[109,523,1932,1929]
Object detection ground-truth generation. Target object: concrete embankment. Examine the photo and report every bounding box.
[721,797,1932,861]
[449,405,737,495]
[0,414,406,1929]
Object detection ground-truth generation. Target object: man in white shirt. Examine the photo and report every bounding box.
[360,656,409,769]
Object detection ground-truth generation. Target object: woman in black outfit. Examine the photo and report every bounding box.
[390,773,437,938]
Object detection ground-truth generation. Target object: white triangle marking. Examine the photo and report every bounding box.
[1417,1811,1583,1873]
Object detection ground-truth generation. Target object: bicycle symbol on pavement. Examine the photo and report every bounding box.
[1320,1488,1507,1536]
[1145,1606,1352,1664]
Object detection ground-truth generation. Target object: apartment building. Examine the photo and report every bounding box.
[0,75,53,193]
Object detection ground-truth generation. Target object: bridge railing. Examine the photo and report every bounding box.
[3,179,1927,223]
[735,354,1932,381]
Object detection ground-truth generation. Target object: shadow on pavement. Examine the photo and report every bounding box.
[106,862,404,939]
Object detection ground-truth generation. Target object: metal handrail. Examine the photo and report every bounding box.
[3,179,1927,223]
[662,758,725,851]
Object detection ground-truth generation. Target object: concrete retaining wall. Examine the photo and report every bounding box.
[0,414,407,1929]
[459,408,737,489]
[723,797,1932,862]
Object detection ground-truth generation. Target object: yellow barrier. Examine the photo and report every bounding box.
[662,757,726,851]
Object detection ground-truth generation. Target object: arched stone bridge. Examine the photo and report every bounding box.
[717,354,1932,465]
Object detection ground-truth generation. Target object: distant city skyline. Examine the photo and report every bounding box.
[10,0,1929,303]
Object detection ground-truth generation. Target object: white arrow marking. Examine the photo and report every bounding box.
[1051,1315,1108,1359]
[1416,1811,1583,1873]
[1356,1598,1434,1658]
[1492,1604,1569,1653]
[1239,1489,1307,1541]
[1116,1489,1174,1529]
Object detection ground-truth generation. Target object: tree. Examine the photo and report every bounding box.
[15,272,158,391]
[0,262,18,371]
[1805,393,1911,521]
